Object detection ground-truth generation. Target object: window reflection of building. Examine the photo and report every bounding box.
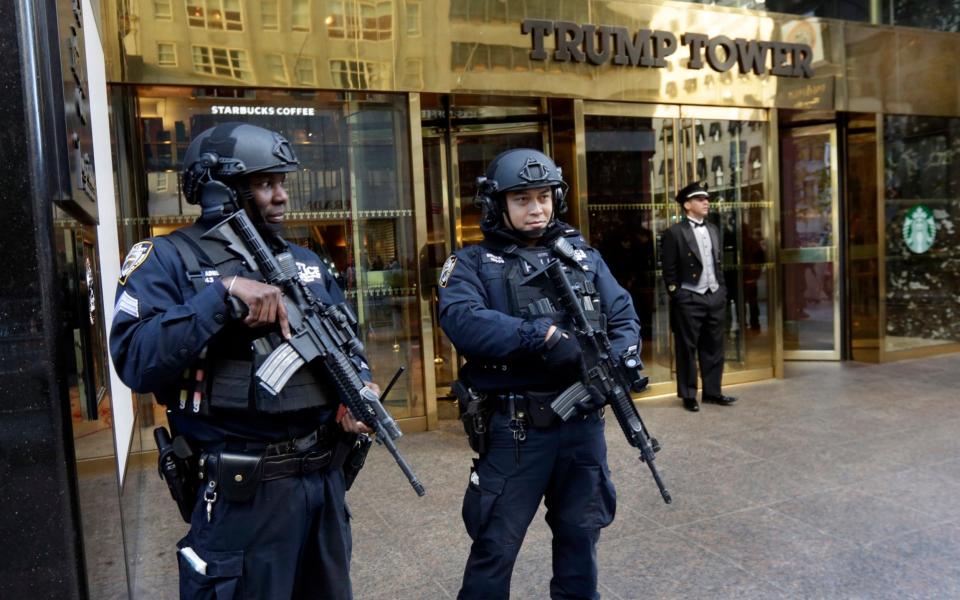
[260,0,279,30]
[156,42,176,66]
[295,57,317,85]
[327,0,393,40]
[267,53,288,84]
[192,45,251,81]
[291,0,311,31]
[153,0,173,19]
[330,59,390,88]
[449,0,589,23]
[406,0,421,35]
[186,0,244,31]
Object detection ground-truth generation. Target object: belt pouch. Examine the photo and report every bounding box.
[524,391,560,428]
[214,451,264,503]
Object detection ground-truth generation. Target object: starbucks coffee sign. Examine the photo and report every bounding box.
[522,19,814,78]
[903,204,936,254]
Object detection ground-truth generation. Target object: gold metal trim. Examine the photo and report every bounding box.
[633,367,775,402]
[876,115,888,362]
[780,247,836,262]
[408,93,438,429]
[573,99,589,240]
[881,342,960,362]
[769,109,784,377]
[394,414,428,433]
[583,102,679,119]
[679,105,768,122]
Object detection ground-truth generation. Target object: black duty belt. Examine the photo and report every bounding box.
[261,448,333,481]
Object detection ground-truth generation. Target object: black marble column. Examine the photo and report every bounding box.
[0,0,86,598]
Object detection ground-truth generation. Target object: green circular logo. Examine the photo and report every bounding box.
[903,204,936,254]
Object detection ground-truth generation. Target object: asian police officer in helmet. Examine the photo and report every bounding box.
[438,148,642,599]
[109,122,377,599]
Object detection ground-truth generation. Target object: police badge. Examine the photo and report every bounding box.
[119,241,154,284]
[439,254,457,288]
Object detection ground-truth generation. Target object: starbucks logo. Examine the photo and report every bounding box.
[903,205,936,254]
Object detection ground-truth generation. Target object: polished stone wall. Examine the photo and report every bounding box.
[884,115,960,348]
[0,1,88,597]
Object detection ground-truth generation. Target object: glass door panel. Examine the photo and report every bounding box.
[583,114,675,385]
[454,128,545,247]
[678,116,774,372]
[780,125,841,359]
[425,125,545,403]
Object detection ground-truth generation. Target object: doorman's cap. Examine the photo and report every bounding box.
[676,181,710,205]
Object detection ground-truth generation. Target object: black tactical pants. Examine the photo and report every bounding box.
[459,410,616,600]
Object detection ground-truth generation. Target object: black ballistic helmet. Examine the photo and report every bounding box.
[475,148,569,229]
[181,122,299,205]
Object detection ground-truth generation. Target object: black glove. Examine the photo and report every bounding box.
[543,328,582,367]
[574,383,607,415]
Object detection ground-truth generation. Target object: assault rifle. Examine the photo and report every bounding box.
[202,195,425,497]
[543,260,671,504]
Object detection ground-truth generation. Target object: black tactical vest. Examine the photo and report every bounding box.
[167,224,336,416]
[488,237,604,334]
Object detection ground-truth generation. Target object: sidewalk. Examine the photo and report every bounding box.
[134,354,960,599]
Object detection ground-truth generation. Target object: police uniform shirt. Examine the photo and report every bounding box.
[438,226,641,391]
[682,218,720,295]
[110,235,371,443]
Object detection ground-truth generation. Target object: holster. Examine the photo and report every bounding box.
[153,427,199,524]
[335,433,373,491]
[452,379,491,454]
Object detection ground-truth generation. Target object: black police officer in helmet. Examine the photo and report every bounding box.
[110,122,374,599]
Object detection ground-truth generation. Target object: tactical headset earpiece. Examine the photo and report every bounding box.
[193,152,239,220]
[553,167,569,215]
[474,176,500,227]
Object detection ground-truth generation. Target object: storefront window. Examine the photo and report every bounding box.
[124,86,425,419]
[883,115,960,351]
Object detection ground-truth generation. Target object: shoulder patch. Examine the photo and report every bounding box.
[119,241,154,285]
[438,254,457,288]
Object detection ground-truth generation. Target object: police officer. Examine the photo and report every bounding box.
[438,149,641,599]
[661,181,737,412]
[110,123,375,599]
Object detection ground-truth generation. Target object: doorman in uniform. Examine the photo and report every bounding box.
[660,181,738,412]
[109,123,377,599]
[438,148,642,599]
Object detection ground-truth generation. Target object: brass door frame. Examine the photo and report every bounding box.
[418,116,548,421]
[780,123,842,361]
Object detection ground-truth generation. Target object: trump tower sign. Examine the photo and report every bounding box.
[521,19,814,78]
